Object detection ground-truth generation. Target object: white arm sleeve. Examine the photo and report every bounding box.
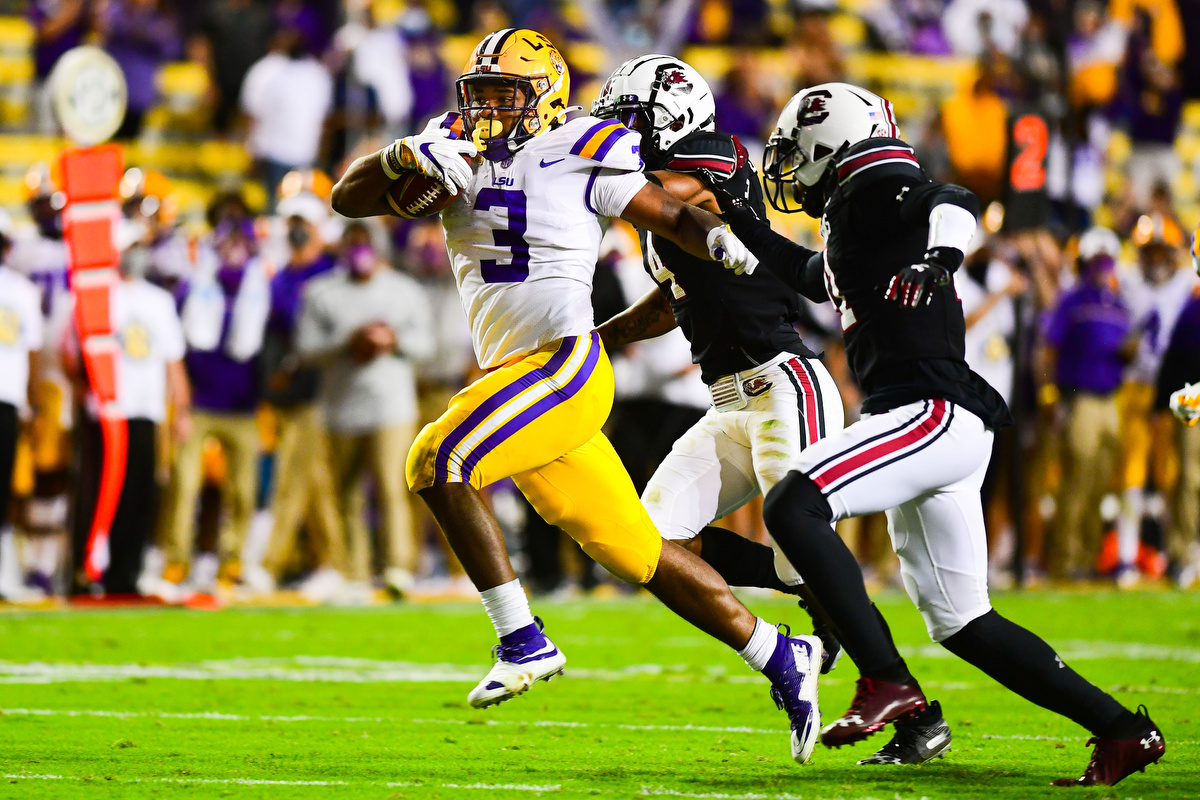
[590,169,649,219]
[927,203,978,254]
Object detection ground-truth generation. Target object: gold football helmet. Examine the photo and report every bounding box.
[457,28,570,161]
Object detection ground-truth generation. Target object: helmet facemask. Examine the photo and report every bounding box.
[458,74,546,162]
[592,93,682,163]
[762,132,844,218]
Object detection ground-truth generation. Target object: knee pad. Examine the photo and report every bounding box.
[762,470,833,532]
[405,423,441,492]
[582,538,661,585]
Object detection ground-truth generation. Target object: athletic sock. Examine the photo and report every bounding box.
[479,578,536,639]
[696,526,798,594]
[738,617,780,675]
[941,610,1129,736]
[762,472,916,683]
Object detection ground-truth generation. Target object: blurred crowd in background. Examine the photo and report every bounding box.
[0,0,1198,605]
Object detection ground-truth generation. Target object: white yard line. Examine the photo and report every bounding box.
[1,641,1197,685]
[5,707,1195,747]
[0,707,781,735]
[0,774,891,799]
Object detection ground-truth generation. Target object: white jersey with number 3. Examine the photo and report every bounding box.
[438,114,647,369]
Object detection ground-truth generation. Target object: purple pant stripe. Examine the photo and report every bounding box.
[434,336,579,483]
[459,332,601,483]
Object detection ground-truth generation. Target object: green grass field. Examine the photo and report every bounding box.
[1,590,1198,800]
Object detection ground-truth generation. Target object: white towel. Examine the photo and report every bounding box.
[182,248,270,362]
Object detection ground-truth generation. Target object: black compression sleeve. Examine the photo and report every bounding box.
[723,207,827,302]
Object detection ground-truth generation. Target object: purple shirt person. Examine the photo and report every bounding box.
[268,252,336,337]
[28,0,90,80]
[97,0,182,117]
[1044,255,1132,396]
[181,221,263,414]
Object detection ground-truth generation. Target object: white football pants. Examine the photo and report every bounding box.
[791,399,994,641]
[643,353,844,582]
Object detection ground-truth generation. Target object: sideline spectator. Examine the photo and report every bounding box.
[942,0,1029,57]
[198,0,274,133]
[94,0,182,139]
[1155,245,1200,586]
[712,55,774,144]
[70,231,188,595]
[240,27,334,208]
[1041,228,1132,579]
[244,192,345,599]
[297,230,434,598]
[1115,227,1197,582]
[161,219,268,592]
[0,216,44,600]
[28,0,91,133]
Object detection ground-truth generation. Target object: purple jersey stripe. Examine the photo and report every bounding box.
[460,332,602,483]
[570,120,620,156]
[583,166,601,214]
[590,126,630,163]
[434,336,578,482]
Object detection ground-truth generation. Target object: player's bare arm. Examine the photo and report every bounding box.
[648,169,720,215]
[596,287,676,351]
[595,170,717,351]
[620,181,739,264]
[331,152,399,219]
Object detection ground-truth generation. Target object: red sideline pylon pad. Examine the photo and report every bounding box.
[59,144,123,203]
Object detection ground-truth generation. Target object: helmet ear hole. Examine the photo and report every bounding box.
[813,143,834,161]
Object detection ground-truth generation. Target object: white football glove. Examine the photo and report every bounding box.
[1170,382,1200,427]
[707,224,758,276]
[381,134,477,196]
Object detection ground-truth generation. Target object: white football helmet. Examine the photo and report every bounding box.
[764,82,899,216]
[591,55,715,157]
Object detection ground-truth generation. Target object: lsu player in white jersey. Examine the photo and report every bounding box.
[334,29,825,764]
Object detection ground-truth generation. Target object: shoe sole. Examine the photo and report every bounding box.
[468,656,567,709]
[856,726,952,766]
[792,635,823,765]
[821,697,927,748]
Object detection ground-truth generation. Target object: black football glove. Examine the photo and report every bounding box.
[884,246,962,309]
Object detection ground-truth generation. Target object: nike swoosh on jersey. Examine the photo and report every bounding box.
[540,158,565,168]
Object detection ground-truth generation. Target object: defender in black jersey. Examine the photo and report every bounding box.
[593,56,944,763]
[709,81,1163,784]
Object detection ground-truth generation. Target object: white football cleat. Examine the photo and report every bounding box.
[467,618,566,709]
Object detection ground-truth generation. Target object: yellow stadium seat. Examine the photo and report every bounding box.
[0,134,65,173]
[829,13,867,49]
[196,141,251,178]
[1182,100,1200,131]
[0,17,34,52]
[444,35,476,74]
[156,62,209,114]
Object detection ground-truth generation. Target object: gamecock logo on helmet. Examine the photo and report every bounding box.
[798,90,832,126]
[659,68,693,94]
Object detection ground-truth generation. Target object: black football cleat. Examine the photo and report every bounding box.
[1051,706,1165,787]
[812,621,843,675]
[857,700,951,765]
[821,677,926,748]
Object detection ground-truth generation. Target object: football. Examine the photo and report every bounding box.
[385,157,471,219]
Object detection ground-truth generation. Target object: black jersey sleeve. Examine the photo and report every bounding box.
[898,181,981,227]
[723,205,828,303]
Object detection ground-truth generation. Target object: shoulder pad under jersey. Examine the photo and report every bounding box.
[834,137,925,194]
[661,131,746,180]
[551,116,644,171]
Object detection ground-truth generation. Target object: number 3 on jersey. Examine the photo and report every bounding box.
[476,188,531,283]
